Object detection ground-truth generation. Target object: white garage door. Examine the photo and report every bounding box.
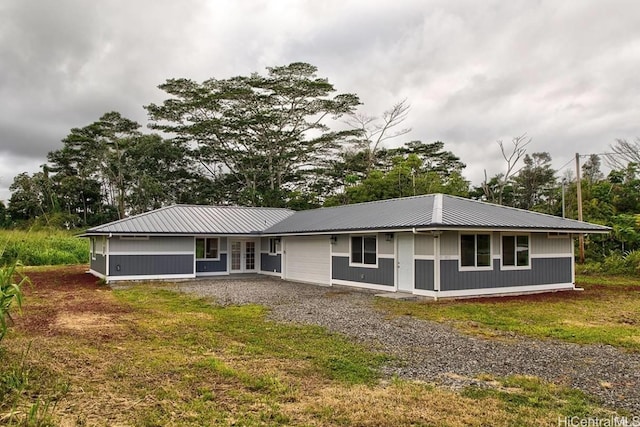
[284,236,330,285]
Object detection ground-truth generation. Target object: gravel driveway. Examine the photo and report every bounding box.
[168,276,640,413]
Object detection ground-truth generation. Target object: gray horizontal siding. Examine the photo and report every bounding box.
[440,258,572,291]
[109,254,194,277]
[332,256,394,286]
[415,259,434,291]
[261,253,282,273]
[196,254,227,273]
[91,254,107,275]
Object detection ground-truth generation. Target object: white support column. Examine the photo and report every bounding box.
[433,232,441,296]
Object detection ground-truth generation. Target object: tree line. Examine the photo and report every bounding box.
[1,62,639,262]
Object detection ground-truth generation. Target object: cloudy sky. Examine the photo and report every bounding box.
[1,0,639,202]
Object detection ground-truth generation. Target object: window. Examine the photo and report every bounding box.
[351,235,377,265]
[502,235,529,268]
[269,238,279,255]
[196,238,219,259]
[460,234,491,268]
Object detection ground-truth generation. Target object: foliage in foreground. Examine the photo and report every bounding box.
[0,230,88,266]
[376,274,640,351]
[0,267,618,425]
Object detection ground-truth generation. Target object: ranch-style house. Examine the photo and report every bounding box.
[83,194,609,298]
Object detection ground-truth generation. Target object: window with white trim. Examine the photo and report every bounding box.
[351,235,377,265]
[502,235,529,268]
[460,234,491,268]
[269,238,279,255]
[196,238,219,259]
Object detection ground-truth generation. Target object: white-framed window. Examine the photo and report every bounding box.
[196,238,220,260]
[501,234,530,269]
[269,238,279,255]
[460,233,492,270]
[350,235,377,267]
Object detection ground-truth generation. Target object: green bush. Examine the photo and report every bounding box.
[0,230,89,266]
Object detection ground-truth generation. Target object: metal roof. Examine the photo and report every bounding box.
[264,194,610,234]
[86,205,294,235]
[85,194,610,236]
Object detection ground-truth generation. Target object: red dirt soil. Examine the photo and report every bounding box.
[15,265,132,337]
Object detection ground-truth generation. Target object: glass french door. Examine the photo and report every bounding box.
[230,240,256,272]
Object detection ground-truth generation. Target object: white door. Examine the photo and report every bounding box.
[284,236,330,285]
[397,234,414,292]
[230,240,257,273]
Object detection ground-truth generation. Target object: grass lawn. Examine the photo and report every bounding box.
[376,274,640,352]
[0,266,618,426]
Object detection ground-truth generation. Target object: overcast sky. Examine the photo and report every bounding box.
[1,0,639,202]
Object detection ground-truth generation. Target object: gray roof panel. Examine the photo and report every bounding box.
[265,194,610,234]
[87,205,294,234]
[86,194,610,236]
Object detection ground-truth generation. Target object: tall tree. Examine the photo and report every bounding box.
[481,134,531,204]
[146,63,361,207]
[512,152,557,212]
[344,99,411,174]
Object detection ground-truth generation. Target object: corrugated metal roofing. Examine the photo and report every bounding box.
[264,194,610,234]
[85,194,610,236]
[86,205,294,234]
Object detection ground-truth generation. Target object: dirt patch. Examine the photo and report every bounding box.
[16,265,132,337]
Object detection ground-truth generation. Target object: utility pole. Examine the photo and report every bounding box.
[575,153,585,264]
[561,178,566,218]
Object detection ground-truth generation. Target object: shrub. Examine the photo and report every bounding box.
[0,230,89,266]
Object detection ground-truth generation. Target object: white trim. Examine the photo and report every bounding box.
[433,233,441,292]
[111,251,194,256]
[107,273,195,282]
[414,254,435,260]
[88,269,106,280]
[440,255,459,260]
[378,254,395,259]
[571,238,576,285]
[332,252,350,257]
[195,271,229,277]
[530,253,573,259]
[331,278,397,292]
[432,194,443,223]
[259,270,283,278]
[435,283,575,298]
[105,238,110,276]
[413,288,438,298]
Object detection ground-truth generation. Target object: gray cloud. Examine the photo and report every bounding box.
[1,0,640,203]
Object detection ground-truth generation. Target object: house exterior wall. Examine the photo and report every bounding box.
[415,259,434,290]
[107,235,195,280]
[109,254,194,277]
[440,258,572,291]
[260,237,282,274]
[435,230,574,293]
[331,233,394,287]
[90,253,107,276]
[196,255,228,273]
[332,257,395,286]
[415,234,434,256]
[261,253,282,273]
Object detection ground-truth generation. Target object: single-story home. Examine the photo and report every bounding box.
[83,194,609,298]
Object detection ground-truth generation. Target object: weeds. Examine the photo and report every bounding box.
[0,230,88,266]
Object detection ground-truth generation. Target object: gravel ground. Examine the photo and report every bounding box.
[165,276,640,413]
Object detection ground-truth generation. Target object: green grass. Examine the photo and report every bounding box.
[376,274,640,351]
[0,229,88,266]
[0,267,623,425]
